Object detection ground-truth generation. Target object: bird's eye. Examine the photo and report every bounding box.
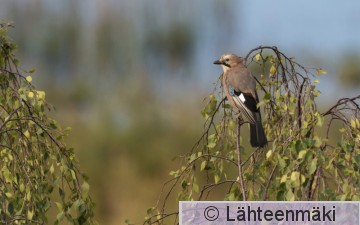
[225,58,230,62]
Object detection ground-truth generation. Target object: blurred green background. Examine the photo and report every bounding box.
[1,0,359,224]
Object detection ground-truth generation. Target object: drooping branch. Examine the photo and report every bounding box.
[146,46,360,224]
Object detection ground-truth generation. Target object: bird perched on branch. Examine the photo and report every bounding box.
[214,53,267,147]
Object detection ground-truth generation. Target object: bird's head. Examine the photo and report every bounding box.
[213,53,245,72]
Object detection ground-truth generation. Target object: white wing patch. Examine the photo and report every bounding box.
[231,95,256,124]
[239,93,246,103]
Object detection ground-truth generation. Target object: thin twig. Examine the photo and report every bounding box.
[263,164,277,200]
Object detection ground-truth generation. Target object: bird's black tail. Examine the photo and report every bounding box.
[250,112,267,148]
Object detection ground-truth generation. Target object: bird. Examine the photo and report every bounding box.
[214,53,267,148]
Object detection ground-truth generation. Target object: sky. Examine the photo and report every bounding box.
[240,0,360,55]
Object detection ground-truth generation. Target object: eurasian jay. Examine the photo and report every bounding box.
[214,53,267,148]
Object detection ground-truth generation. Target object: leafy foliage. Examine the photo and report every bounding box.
[144,46,360,224]
[0,23,96,224]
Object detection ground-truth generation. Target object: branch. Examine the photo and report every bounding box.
[263,164,277,200]
[0,104,22,131]
[191,96,226,153]
[322,94,360,117]
[236,117,247,201]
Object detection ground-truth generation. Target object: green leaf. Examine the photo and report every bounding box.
[169,170,179,177]
[5,192,13,198]
[146,207,154,215]
[298,150,307,159]
[59,188,65,198]
[315,113,324,127]
[277,155,286,169]
[8,202,14,214]
[189,153,197,162]
[181,180,188,190]
[286,190,295,201]
[20,183,25,192]
[56,212,64,222]
[228,192,236,201]
[207,142,216,149]
[308,159,317,175]
[313,136,322,148]
[81,181,90,197]
[290,171,300,187]
[50,164,54,174]
[75,199,86,215]
[26,191,31,201]
[214,174,220,184]
[29,68,36,73]
[200,161,207,171]
[193,183,199,193]
[55,202,63,211]
[71,169,76,180]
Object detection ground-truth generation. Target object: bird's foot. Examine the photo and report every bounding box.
[235,113,245,124]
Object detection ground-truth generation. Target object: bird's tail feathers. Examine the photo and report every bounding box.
[250,112,267,148]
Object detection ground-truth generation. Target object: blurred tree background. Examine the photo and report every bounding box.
[1,0,359,224]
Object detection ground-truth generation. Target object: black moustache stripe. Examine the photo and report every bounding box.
[223,62,231,68]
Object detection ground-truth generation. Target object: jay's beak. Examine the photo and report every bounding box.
[213,59,222,65]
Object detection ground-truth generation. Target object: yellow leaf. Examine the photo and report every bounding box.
[345,153,350,161]
[5,192,12,198]
[316,69,327,75]
[200,161,206,171]
[207,142,216,149]
[280,175,287,183]
[20,183,25,192]
[283,103,288,111]
[81,181,90,197]
[37,91,46,100]
[314,136,322,148]
[298,150,307,159]
[214,174,220,184]
[255,53,261,61]
[26,76,32,82]
[24,130,30,139]
[266,150,272,159]
[27,209,34,220]
[290,171,300,182]
[287,190,295,201]
[351,120,356,128]
[339,128,346,133]
[314,79,320,83]
[28,91,34,98]
[301,174,306,184]
[270,65,277,75]
[50,164,54,174]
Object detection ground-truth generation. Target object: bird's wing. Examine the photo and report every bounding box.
[232,90,257,124]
